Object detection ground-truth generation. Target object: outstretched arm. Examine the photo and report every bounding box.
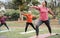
[4,16,11,19]
[21,12,27,16]
[48,8,55,17]
[30,6,40,10]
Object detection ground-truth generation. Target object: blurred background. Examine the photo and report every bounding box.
[0,0,60,21]
[0,0,60,38]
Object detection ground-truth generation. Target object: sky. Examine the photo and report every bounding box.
[0,0,60,4]
[0,0,12,3]
[0,0,60,3]
[0,0,7,2]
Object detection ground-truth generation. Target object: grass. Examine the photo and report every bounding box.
[0,21,60,38]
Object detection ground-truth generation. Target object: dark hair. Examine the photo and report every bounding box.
[44,1,47,7]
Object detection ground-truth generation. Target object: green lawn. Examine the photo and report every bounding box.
[0,21,60,38]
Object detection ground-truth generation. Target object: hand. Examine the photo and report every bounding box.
[53,15,55,19]
[30,6,34,8]
[9,16,11,18]
[53,15,55,17]
[21,13,24,15]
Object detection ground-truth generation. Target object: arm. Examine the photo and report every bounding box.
[33,15,36,18]
[30,6,40,10]
[21,13,28,16]
[4,16,11,19]
[4,16,7,19]
[48,8,55,16]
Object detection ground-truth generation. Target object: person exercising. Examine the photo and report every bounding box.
[0,15,9,30]
[22,11,36,32]
[30,1,55,37]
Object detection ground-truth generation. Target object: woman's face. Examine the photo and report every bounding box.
[42,2,46,6]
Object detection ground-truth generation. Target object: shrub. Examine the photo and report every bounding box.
[4,9,20,21]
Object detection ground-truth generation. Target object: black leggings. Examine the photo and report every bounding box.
[0,23,9,30]
[25,22,36,32]
[36,20,51,36]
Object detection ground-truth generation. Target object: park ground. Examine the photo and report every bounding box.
[0,19,60,38]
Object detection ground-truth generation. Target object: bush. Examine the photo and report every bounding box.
[11,12,19,21]
[4,9,20,21]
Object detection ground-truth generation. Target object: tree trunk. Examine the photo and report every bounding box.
[19,5,23,21]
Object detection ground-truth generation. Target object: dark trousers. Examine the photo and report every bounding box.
[0,23,9,30]
[36,20,51,36]
[25,22,36,32]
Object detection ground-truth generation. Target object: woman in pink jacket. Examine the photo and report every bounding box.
[30,1,55,37]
